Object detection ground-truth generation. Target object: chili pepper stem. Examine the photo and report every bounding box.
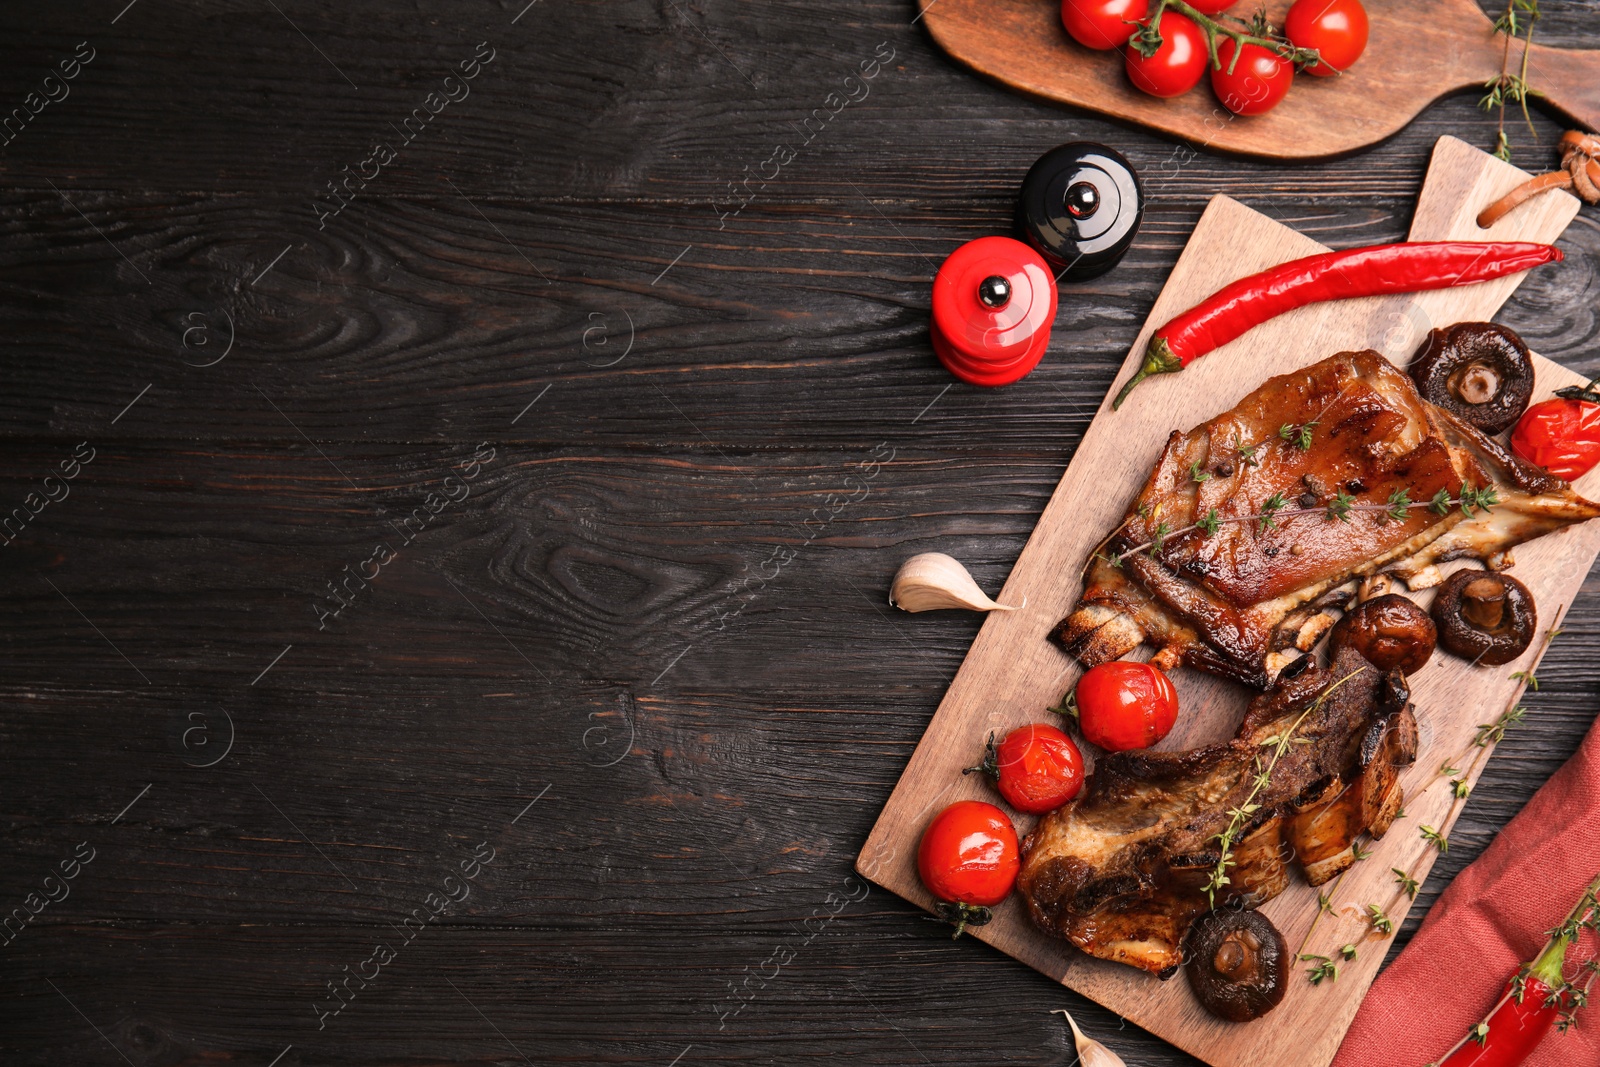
[1112,338,1184,409]
[1527,870,1600,989]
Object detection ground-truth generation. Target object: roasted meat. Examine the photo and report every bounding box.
[1058,349,1600,687]
[1016,648,1417,973]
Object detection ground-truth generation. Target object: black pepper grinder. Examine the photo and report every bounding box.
[1014,142,1143,282]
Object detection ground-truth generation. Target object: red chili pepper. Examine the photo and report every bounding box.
[1112,241,1563,409]
[1436,871,1600,1067]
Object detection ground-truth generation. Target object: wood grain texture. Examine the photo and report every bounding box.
[0,2,1598,1065]
[860,137,1600,1067]
[921,0,1600,160]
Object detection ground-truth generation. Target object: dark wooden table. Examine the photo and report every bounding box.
[3,3,1598,1065]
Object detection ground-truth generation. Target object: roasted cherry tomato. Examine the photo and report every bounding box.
[1184,0,1237,11]
[968,724,1085,814]
[1075,661,1180,751]
[1511,383,1600,482]
[1061,0,1148,51]
[1124,11,1208,98]
[917,800,1020,909]
[1284,0,1369,77]
[1210,39,1294,115]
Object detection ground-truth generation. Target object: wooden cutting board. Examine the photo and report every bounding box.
[858,135,1600,1067]
[918,0,1600,159]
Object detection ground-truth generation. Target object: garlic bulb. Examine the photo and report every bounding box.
[889,552,1019,613]
[1052,1010,1127,1067]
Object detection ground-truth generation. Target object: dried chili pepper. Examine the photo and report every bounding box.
[1435,871,1600,1066]
[1111,241,1563,410]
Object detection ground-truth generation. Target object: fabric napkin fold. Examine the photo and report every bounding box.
[1334,711,1600,1067]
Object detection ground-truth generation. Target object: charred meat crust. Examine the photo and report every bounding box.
[1055,349,1600,687]
[1017,648,1417,973]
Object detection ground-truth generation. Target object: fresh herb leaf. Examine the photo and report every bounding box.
[1301,954,1338,985]
[1326,488,1355,523]
[1258,492,1288,531]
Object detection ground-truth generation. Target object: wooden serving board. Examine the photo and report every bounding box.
[858,135,1600,1067]
[918,0,1600,160]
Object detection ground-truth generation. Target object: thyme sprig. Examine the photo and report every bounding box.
[1302,609,1567,984]
[1099,486,1498,570]
[1301,954,1339,985]
[1479,0,1542,161]
[1203,668,1367,906]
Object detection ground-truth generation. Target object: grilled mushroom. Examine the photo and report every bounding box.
[1328,594,1437,675]
[1409,323,1535,435]
[1185,909,1288,1023]
[1430,570,1537,666]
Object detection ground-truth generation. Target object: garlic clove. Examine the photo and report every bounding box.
[1052,1010,1127,1067]
[889,552,1020,613]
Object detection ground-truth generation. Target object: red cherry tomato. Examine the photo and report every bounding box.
[1124,11,1208,98]
[1284,0,1369,77]
[1075,661,1180,751]
[1210,38,1294,115]
[917,800,1020,908]
[1061,0,1149,51]
[975,724,1085,814]
[1185,0,1237,11]
[1511,389,1600,482]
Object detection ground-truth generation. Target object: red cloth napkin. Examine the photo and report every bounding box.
[1335,712,1600,1067]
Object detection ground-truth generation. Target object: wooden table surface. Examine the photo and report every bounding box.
[2,3,1598,1065]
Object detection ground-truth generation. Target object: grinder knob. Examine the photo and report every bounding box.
[1014,142,1143,281]
[930,236,1057,387]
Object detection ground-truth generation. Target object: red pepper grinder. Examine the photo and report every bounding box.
[929,235,1057,388]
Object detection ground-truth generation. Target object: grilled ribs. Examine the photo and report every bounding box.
[1016,648,1417,973]
[1057,349,1600,687]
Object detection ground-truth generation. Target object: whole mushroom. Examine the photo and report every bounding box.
[1430,569,1538,666]
[1184,909,1288,1023]
[1409,323,1535,435]
[1328,594,1437,675]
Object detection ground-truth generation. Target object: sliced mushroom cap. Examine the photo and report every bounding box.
[1328,594,1437,676]
[1184,909,1288,1023]
[1409,323,1535,435]
[1430,569,1538,666]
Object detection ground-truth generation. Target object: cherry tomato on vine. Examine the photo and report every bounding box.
[1184,0,1237,12]
[1074,661,1180,751]
[1210,38,1294,115]
[1124,11,1208,98]
[1284,0,1369,77]
[1511,384,1600,482]
[967,724,1085,814]
[1060,0,1149,51]
[917,800,1020,909]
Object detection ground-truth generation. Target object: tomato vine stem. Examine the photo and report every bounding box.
[1132,0,1322,75]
